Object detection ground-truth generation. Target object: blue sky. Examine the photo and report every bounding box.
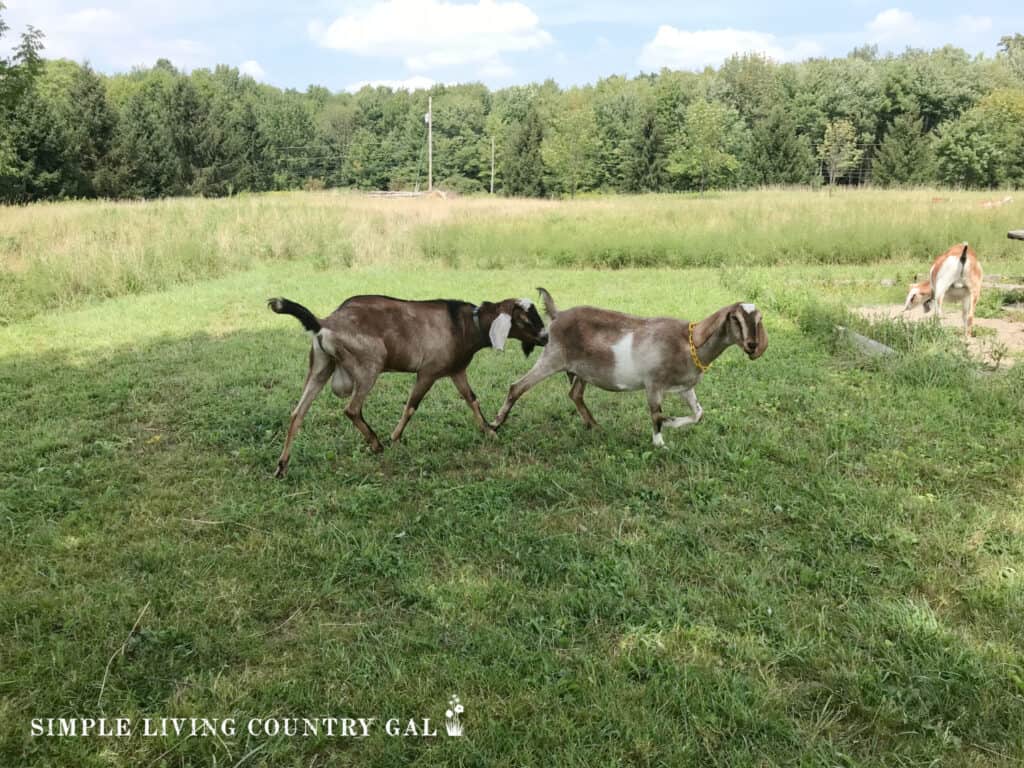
[3,0,1021,92]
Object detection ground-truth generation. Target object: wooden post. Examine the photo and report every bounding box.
[490,136,495,194]
[427,95,433,193]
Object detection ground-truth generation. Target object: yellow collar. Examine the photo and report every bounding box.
[689,322,710,373]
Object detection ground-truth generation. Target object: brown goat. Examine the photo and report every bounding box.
[903,242,982,337]
[269,294,547,476]
[491,289,767,447]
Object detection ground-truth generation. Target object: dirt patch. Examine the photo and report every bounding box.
[855,305,1024,368]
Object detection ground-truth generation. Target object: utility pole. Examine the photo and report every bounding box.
[490,136,495,194]
[427,95,433,193]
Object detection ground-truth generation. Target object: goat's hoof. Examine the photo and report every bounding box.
[274,460,288,478]
[483,426,498,439]
[369,441,384,454]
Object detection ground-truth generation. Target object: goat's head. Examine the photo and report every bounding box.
[726,302,768,359]
[485,298,548,356]
[903,281,931,312]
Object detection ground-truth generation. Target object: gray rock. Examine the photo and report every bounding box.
[836,326,896,357]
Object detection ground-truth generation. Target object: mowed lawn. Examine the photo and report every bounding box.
[2,258,1024,764]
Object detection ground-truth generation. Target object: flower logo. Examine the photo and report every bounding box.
[444,695,464,737]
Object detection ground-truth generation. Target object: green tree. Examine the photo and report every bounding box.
[103,72,180,197]
[715,53,781,126]
[934,89,1024,187]
[504,104,545,197]
[999,34,1024,81]
[0,87,66,201]
[343,127,389,189]
[33,61,117,197]
[432,85,490,191]
[795,57,883,149]
[667,99,746,193]
[4,24,1024,201]
[0,1,43,112]
[747,105,815,185]
[0,1,46,199]
[818,119,863,186]
[877,48,985,134]
[541,90,598,196]
[623,106,667,192]
[872,112,934,186]
[592,76,654,191]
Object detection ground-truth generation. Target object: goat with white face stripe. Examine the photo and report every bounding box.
[490,289,768,447]
[267,293,547,477]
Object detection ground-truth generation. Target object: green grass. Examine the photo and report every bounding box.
[3,188,1024,323]
[3,257,1024,766]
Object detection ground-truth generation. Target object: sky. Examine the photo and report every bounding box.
[2,0,1021,93]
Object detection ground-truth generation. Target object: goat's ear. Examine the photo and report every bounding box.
[902,288,917,311]
[489,312,512,351]
[753,314,768,358]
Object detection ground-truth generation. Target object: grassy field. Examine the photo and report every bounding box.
[2,192,1024,766]
[2,188,1024,324]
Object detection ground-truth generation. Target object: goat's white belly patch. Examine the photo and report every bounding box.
[610,333,645,391]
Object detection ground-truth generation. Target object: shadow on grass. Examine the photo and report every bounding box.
[2,325,1024,765]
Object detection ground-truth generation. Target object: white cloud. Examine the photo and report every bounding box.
[310,0,552,71]
[345,75,437,93]
[639,26,822,71]
[866,8,994,51]
[957,15,992,35]
[478,59,515,79]
[867,8,917,42]
[239,59,266,80]
[3,2,212,70]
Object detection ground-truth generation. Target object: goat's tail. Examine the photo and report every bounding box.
[960,242,969,264]
[537,286,558,319]
[268,297,321,333]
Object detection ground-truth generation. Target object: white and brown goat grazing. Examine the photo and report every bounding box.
[490,289,768,447]
[903,242,983,337]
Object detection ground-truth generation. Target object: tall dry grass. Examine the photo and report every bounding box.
[1,188,1021,323]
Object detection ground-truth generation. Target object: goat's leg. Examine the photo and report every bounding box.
[962,295,975,338]
[646,386,667,447]
[390,372,438,443]
[275,349,335,478]
[663,388,703,429]
[491,351,563,430]
[344,371,384,453]
[568,374,598,429]
[450,368,496,437]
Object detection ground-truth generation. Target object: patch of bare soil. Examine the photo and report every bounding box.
[855,305,1023,368]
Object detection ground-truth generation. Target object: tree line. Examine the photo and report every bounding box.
[2,4,1023,203]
